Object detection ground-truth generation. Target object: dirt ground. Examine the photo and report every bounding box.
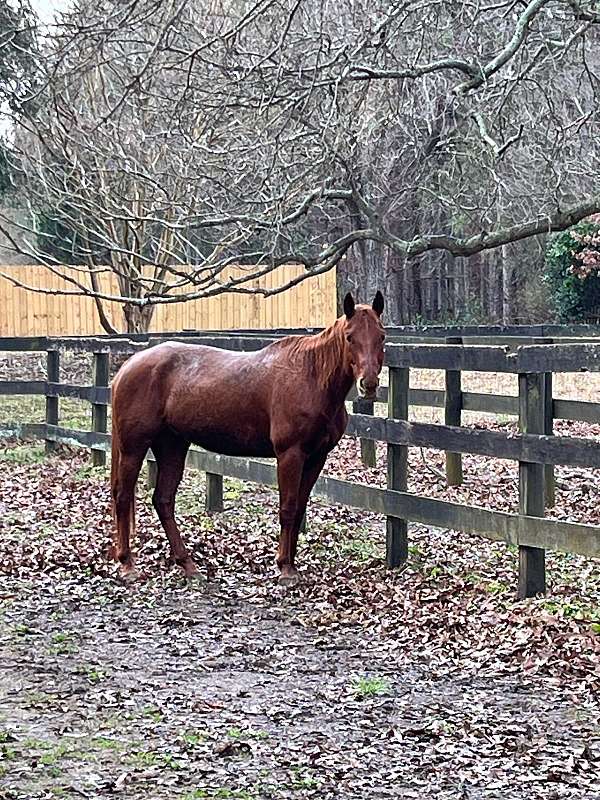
[0,440,599,800]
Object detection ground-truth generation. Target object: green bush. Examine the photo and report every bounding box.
[544,219,600,321]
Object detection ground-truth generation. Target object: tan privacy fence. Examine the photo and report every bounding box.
[0,264,336,335]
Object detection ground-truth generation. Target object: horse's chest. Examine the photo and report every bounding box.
[315,410,347,452]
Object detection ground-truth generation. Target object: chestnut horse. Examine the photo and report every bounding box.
[110,291,385,585]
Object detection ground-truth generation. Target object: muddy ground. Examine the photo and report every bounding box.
[0,440,599,799]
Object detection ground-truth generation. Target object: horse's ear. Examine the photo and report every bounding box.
[372,290,384,317]
[343,292,355,319]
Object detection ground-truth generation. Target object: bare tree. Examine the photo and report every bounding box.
[1,0,599,330]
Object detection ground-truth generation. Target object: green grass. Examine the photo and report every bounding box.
[226,727,268,741]
[181,731,207,747]
[350,676,391,699]
[183,790,256,800]
[0,443,46,464]
[0,395,91,430]
[542,599,600,625]
[142,706,164,722]
[89,737,124,752]
[338,537,383,563]
[126,748,183,770]
[72,463,109,482]
[289,768,321,790]
[49,631,80,656]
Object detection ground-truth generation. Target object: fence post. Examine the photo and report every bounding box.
[45,349,60,455]
[147,458,158,490]
[206,473,224,513]
[444,335,463,486]
[353,397,376,467]
[541,338,555,508]
[91,351,110,467]
[518,371,546,598]
[386,366,409,567]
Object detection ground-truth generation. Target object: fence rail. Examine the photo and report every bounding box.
[1,328,600,599]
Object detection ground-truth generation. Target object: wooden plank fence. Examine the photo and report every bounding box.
[0,264,336,336]
[1,329,600,600]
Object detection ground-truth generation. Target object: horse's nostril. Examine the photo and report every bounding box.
[358,377,377,398]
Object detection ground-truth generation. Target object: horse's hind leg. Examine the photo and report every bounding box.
[112,448,146,580]
[151,435,197,579]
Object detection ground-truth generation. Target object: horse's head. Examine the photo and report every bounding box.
[343,291,385,400]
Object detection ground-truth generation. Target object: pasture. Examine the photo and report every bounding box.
[1,330,600,799]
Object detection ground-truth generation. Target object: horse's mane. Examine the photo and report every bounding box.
[282,318,348,390]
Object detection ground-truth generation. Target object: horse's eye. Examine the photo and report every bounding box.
[346,335,353,344]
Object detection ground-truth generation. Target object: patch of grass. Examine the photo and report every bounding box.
[224,478,247,502]
[127,748,183,771]
[39,742,70,766]
[182,731,207,747]
[72,463,109,482]
[49,631,79,655]
[339,537,383,563]
[289,768,321,790]
[0,443,45,464]
[90,736,124,752]
[0,396,90,430]
[0,743,17,761]
[350,676,391,699]
[13,623,37,637]
[543,599,600,624]
[226,727,268,741]
[485,580,510,595]
[22,736,53,750]
[23,690,57,709]
[74,665,108,684]
[142,706,164,722]
[426,565,445,579]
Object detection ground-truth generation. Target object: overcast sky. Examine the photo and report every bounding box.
[30,0,70,24]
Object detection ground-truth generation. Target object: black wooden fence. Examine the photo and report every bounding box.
[1,327,600,599]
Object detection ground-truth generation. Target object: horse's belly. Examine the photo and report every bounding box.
[189,430,275,458]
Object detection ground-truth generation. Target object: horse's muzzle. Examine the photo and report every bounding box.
[357,377,378,401]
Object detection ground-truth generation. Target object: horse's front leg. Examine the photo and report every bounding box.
[275,447,305,586]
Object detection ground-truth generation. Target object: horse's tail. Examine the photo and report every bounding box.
[110,420,120,521]
[109,419,121,561]
[109,415,135,562]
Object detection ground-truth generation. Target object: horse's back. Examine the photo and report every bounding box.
[112,342,275,455]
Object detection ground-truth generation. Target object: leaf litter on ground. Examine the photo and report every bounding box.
[0,432,599,799]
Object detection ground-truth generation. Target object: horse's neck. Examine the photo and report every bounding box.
[310,325,354,407]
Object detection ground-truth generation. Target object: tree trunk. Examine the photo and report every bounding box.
[123,303,155,334]
[502,247,514,324]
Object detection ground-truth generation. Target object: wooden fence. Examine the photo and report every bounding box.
[1,328,600,599]
[0,264,336,336]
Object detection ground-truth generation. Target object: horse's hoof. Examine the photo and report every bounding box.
[278,572,300,588]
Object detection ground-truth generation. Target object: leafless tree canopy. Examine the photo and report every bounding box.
[1,0,599,330]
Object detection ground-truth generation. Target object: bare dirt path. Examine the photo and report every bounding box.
[0,443,599,799]
[1,574,598,800]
